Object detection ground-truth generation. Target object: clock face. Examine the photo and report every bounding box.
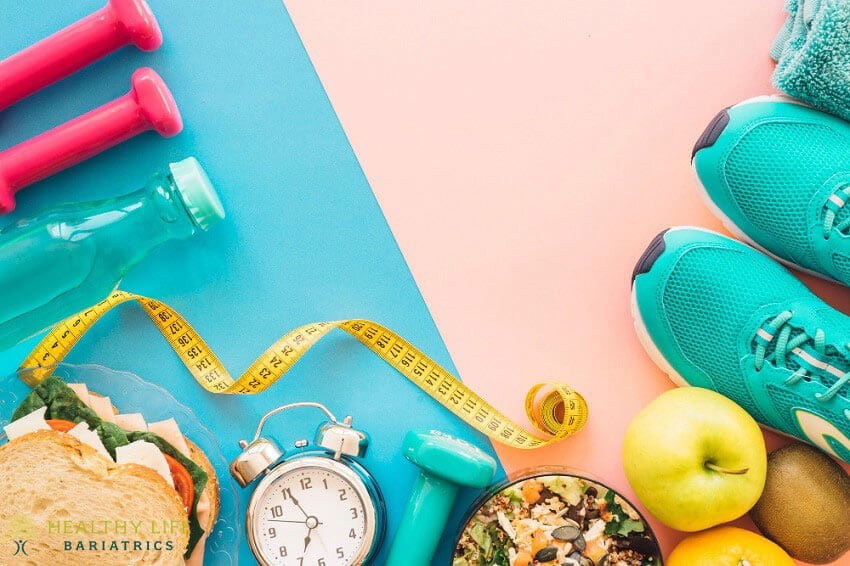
[250,461,373,566]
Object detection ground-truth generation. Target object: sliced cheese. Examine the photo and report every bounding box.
[184,490,212,566]
[184,531,208,566]
[114,413,147,432]
[3,407,50,441]
[68,422,112,461]
[196,490,212,533]
[68,383,91,408]
[86,394,116,423]
[147,418,190,458]
[116,440,174,488]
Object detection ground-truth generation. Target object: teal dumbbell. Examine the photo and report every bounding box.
[385,430,497,566]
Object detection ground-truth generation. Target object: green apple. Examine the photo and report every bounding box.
[622,387,767,532]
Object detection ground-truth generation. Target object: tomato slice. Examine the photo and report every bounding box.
[46,419,77,433]
[164,453,195,512]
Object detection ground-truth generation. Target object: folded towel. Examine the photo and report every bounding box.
[770,0,799,61]
[772,0,850,121]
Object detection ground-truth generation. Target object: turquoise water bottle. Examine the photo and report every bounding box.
[0,157,224,350]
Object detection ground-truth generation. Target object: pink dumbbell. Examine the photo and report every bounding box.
[0,0,162,111]
[0,67,182,214]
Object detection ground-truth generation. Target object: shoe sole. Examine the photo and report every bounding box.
[630,282,690,388]
[692,95,842,284]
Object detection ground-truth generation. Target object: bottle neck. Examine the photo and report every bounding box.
[144,172,199,241]
[94,173,199,262]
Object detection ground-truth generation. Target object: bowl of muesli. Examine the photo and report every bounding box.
[453,469,662,566]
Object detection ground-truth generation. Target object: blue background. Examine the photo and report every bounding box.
[0,1,504,563]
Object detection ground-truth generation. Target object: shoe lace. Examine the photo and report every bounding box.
[754,312,850,412]
[822,186,850,239]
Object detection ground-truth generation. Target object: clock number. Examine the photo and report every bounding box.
[350,507,358,519]
[281,487,293,500]
[349,528,356,539]
[268,527,277,539]
[339,489,347,501]
[322,478,328,489]
[336,547,345,559]
[271,505,284,518]
[318,560,326,566]
[279,545,287,557]
[300,477,312,490]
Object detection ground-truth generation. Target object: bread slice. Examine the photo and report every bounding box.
[0,431,189,565]
[186,439,220,532]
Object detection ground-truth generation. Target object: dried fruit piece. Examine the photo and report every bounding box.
[522,480,543,504]
[531,529,549,554]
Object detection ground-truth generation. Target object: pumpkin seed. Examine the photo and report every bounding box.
[573,534,587,553]
[534,546,559,562]
[552,525,581,541]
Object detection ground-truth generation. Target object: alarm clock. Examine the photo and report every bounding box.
[230,401,386,566]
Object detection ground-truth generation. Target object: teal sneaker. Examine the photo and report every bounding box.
[693,97,850,284]
[631,227,850,464]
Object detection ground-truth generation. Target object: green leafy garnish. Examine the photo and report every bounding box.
[603,490,645,536]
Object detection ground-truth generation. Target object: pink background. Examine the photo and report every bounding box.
[286,1,850,562]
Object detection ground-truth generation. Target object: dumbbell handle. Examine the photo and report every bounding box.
[0,67,181,215]
[385,474,458,566]
[0,0,162,111]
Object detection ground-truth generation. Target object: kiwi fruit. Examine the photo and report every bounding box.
[749,443,850,564]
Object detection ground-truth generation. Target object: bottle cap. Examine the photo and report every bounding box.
[169,157,225,231]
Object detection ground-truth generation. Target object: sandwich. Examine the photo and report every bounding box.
[0,376,220,565]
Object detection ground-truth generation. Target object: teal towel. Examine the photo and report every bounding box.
[772,0,850,121]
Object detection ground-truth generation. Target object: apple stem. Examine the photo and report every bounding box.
[705,461,749,475]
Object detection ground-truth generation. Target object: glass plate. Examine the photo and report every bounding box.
[0,363,241,565]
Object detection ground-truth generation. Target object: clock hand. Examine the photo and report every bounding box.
[303,516,321,552]
[289,494,309,518]
[266,519,323,525]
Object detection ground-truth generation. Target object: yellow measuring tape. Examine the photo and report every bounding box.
[18,291,588,449]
